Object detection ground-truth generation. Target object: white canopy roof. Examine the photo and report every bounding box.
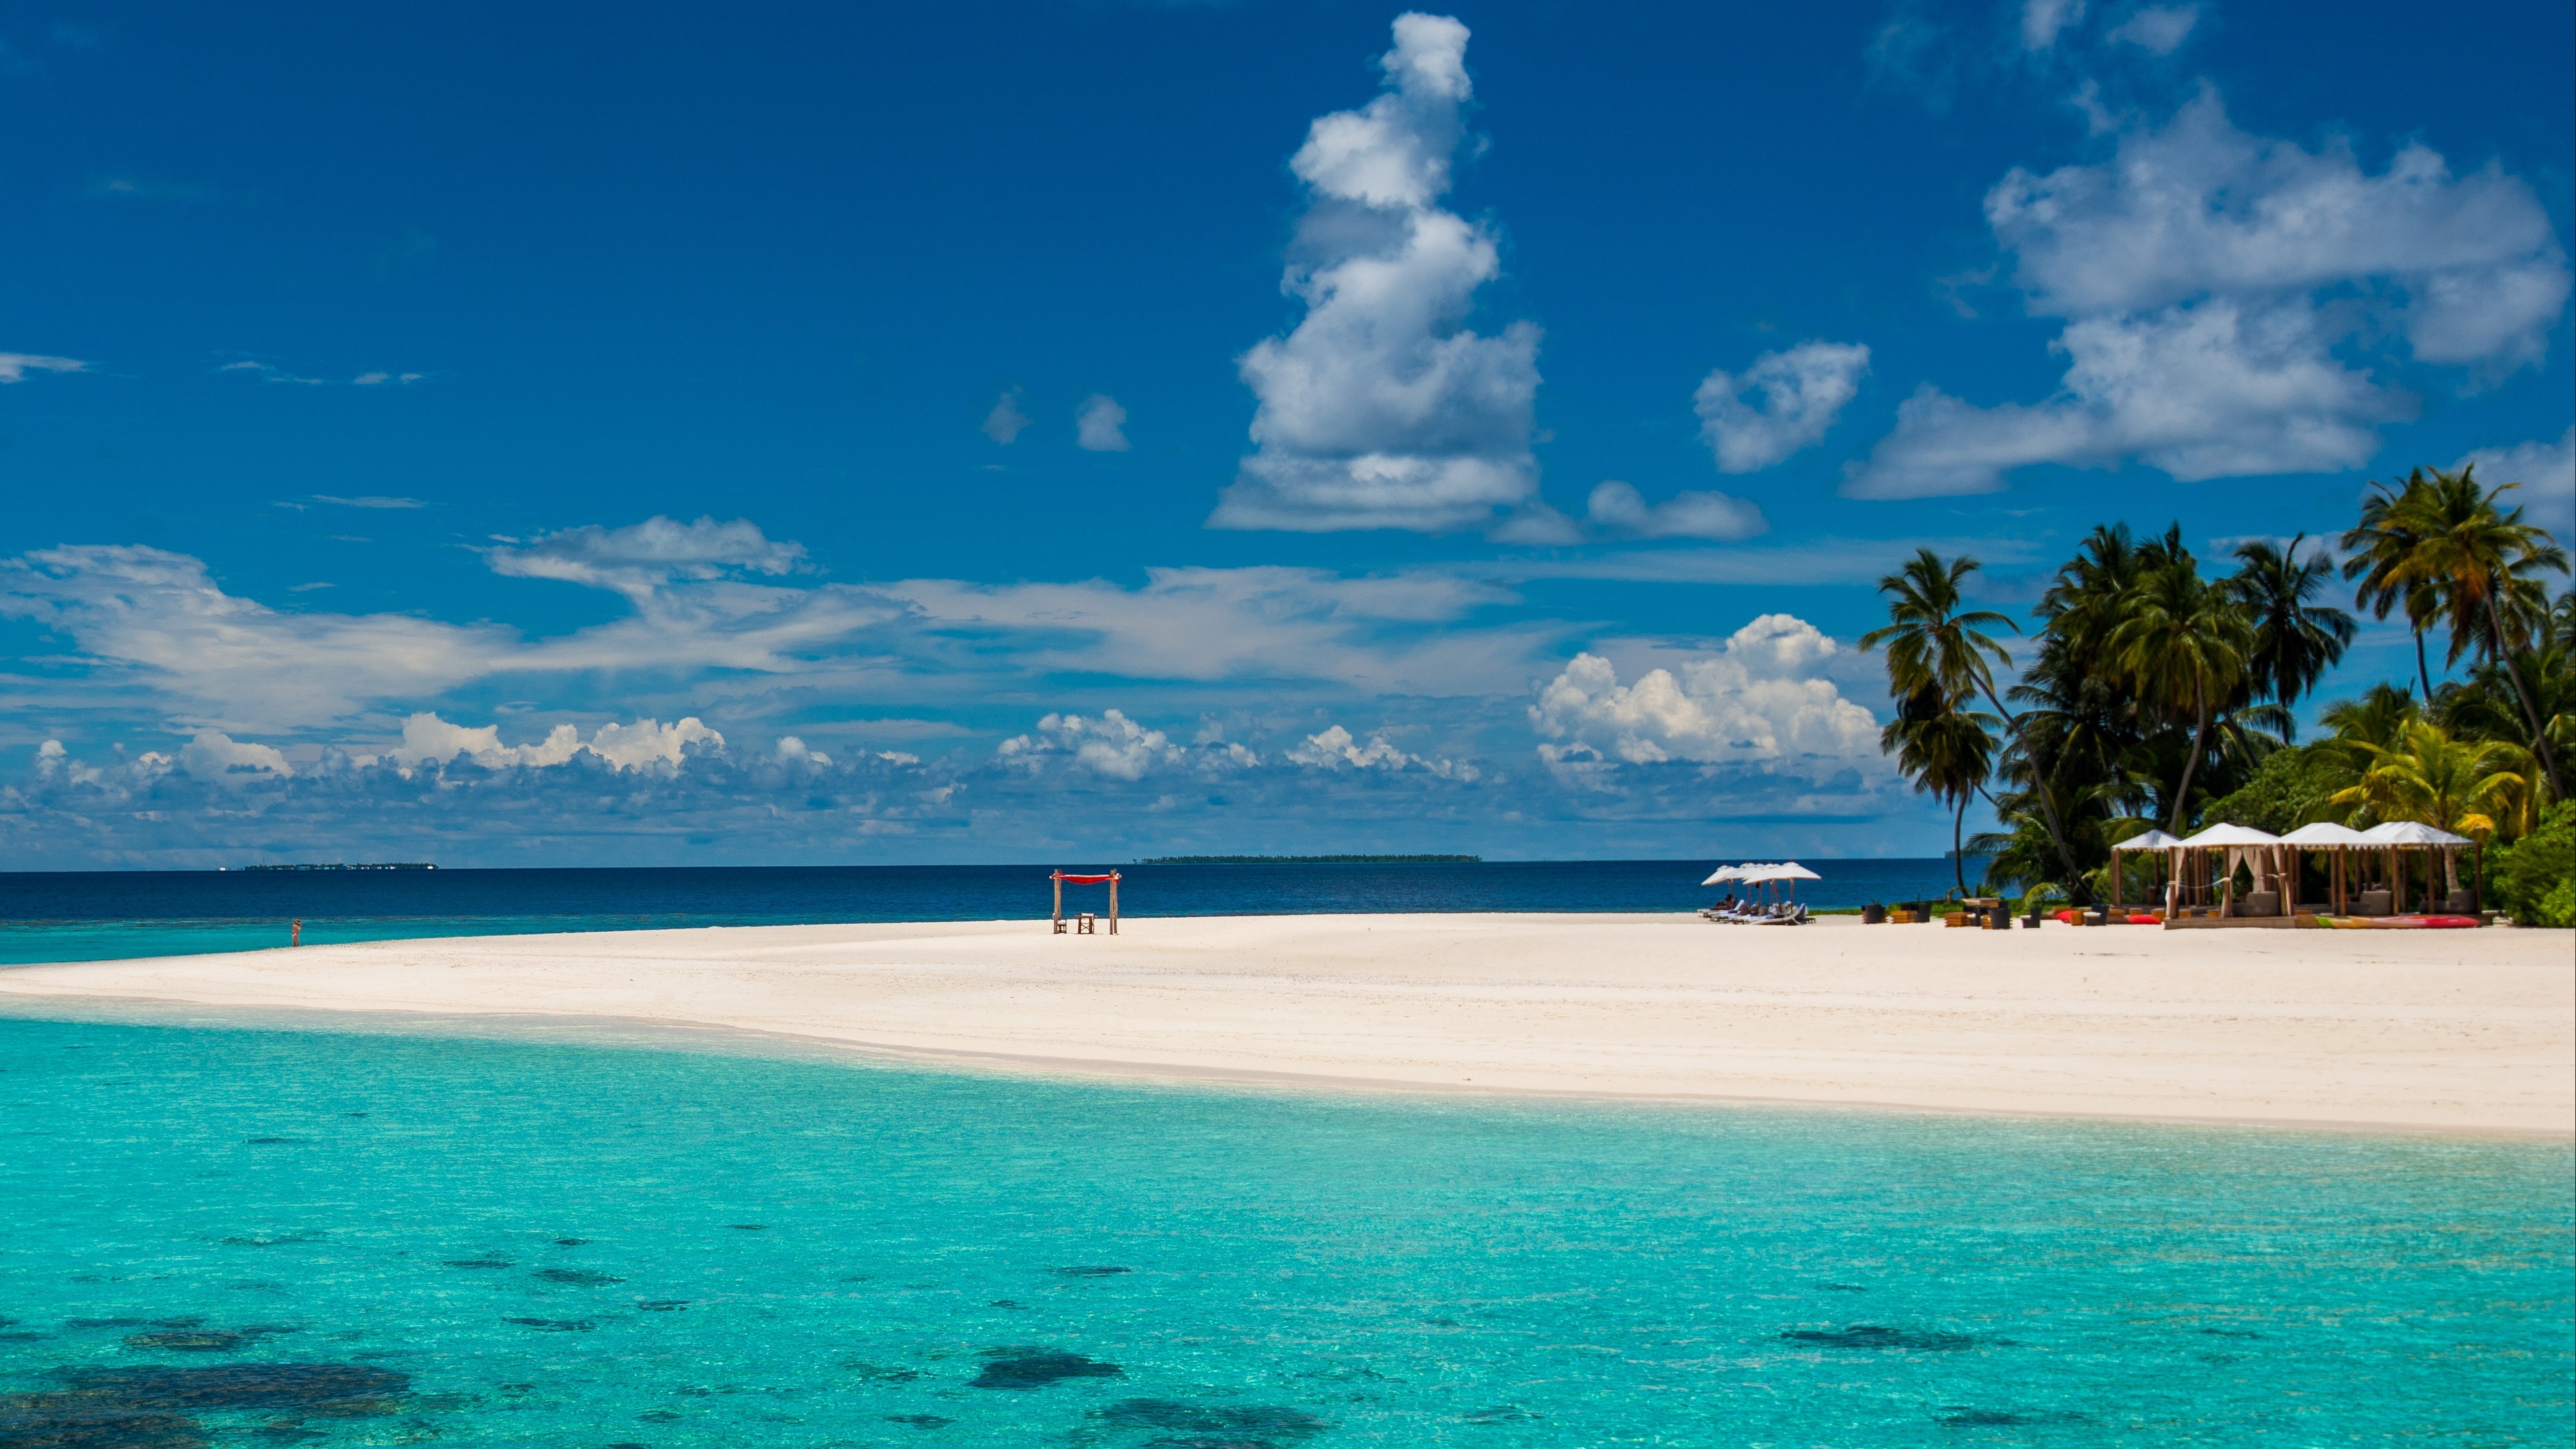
[2112,828,2185,851]
[2359,820,2475,846]
[2277,821,2377,847]
[2176,822,2282,847]
[1703,861,1822,885]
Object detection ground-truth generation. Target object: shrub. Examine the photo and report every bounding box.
[2490,800,2575,927]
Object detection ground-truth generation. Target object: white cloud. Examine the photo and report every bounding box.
[1583,482,1768,541]
[2107,4,2196,53]
[1287,722,1477,780]
[1,523,898,733]
[588,717,724,771]
[2461,425,2576,543]
[998,710,1181,781]
[485,516,805,602]
[888,564,1540,694]
[1693,341,1871,472]
[180,730,294,782]
[1849,89,2569,498]
[2019,0,2085,50]
[388,712,722,773]
[0,353,88,383]
[312,494,426,509]
[1529,615,1884,780]
[1210,13,1547,537]
[983,388,1031,444]
[1849,298,2398,498]
[775,735,832,766]
[1075,394,1131,451]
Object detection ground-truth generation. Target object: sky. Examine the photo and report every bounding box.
[3,0,2570,868]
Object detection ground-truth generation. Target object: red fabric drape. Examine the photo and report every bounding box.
[1055,873,1116,883]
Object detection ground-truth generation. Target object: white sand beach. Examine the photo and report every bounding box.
[2,913,2567,1134]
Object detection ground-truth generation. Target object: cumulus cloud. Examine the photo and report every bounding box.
[2106,5,2196,53]
[384,712,722,773]
[998,710,1183,781]
[1075,394,1131,451]
[775,735,832,766]
[181,731,293,782]
[2461,425,2576,543]
[1529,616,1884,784]
[0,353,88,383]
[1210,13,1548,537]
[1848,88,2571,499]
[1582,482,1768,542]
[1694,341,1871,473]
[983,388,1032,444]
[1287,723,1477,779]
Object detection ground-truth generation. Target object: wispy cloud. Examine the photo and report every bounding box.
[312,494,428,510]
[0,353,89,383]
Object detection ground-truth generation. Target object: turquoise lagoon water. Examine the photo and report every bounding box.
[1,1012,2569,1447]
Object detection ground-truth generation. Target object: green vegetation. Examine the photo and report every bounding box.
[1134,854,1482,865]
[1860,464,2573,922]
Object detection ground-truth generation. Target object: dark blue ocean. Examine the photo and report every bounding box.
[0,859,1980,966]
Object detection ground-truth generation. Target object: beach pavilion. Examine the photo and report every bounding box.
[2275,821,2377,914]
[2358,820,2481,914]
[2108,828,2184,913]
[2167,822,2290,917]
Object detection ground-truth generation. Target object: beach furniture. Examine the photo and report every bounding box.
[1050,870,1121,934]
[2277,822,2376,915]
[1698,862,1819,923]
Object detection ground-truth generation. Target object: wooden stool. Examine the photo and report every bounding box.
[1076,912,1097,934]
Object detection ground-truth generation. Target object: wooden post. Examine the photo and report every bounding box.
[1053,871,1063,933]
[1108,871,1120,934]
[2112,852,2123,911]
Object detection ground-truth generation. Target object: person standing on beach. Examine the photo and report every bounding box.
[291,919,301,947]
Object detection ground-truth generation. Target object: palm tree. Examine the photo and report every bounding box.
[2330,719,2527,894]
[2342,470,2447,700]
[2387,464,2571,798]
[2230,534,2355,725]
[1860,550,2088,894]
[1882,686,1998,896]
[2108,559,2254,835]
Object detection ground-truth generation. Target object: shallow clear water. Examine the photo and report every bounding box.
[2,1012,2567,1446]
[0,859,1986,965]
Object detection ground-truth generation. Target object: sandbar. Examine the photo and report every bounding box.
[2,913,2568,1134]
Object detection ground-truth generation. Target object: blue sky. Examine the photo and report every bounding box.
[4,0,2570,867]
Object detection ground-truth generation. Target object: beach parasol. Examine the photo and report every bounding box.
[2111,828,2184,851]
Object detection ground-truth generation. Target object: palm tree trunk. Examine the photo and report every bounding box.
[2486,605,2565,799]
[2167,689,2211,837]
[2415,631,2432,701]
[1976,681,2091,902]
[1952,792,1967,896]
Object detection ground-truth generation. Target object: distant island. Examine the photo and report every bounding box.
[234,863,438,872]
[1134,855,1481,865]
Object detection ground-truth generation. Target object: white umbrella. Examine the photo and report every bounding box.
[2112,828,2184,851]
[1768,862,1822,881]
[1700,865,1743,886]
